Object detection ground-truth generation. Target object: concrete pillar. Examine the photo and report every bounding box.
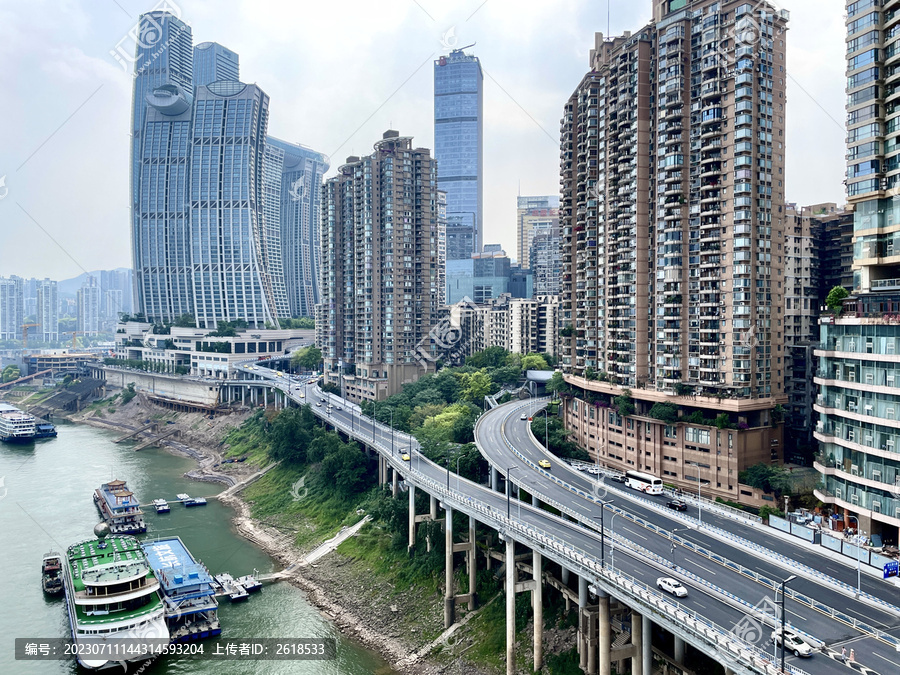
[468,515,477,610]
[392,467,398,497]
[505,536,516,675]
[598,593,610,675]
[491,466,499,492]
[578,576,588,670]
[561,567,570,586]
[430,495,438,519]
[642,613,652,675]
[444,504,454,628]
[631,610,643,675]
[674,636,685,664]
[408,485,416,553]
[241,388,245,405]
[533,550,543,671]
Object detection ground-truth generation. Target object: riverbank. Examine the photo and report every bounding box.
[68,394,501,674]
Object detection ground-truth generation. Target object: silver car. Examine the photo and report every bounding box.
[656,577,688,598]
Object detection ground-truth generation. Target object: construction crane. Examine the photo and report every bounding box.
[63,331,83,349]
[21,323,40,349]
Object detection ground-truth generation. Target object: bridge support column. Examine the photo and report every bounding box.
[408,485,416,553]
[467,515,477,611]
[674,636,684,664]
[491,466,499,492]
[505,536,516,675]
[578,576,587,670]
[444,504,454,628]
[392,467,398,498]
[241,388,245,405]
[642,614,652,675]
[597,592,610,675]
[631,610,644,675]
[532,550,543,671]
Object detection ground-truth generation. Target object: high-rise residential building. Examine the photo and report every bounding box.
[190,81,277,330]
[516,195,560,269]
[77,277,101,336]
[820,206,855,295]
[558,1,790,506]
[434,49,483,261]
[264,136,330,318]
[320,131,443,401]
[36,279,58,343]
[99,269,133,318]
[0,276,25,341]
[812,1,900,544]
[193,42,239,86]
[529,219,562,296]
[130,11,192,316]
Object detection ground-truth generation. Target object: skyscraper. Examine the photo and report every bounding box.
[320,131,443,401]
[36,279,58,343]
[77,277,101,336]
[193,42,239,86]
[811,1,900,544]
[265,137,330,318]
[0,276,24,341]
[190,81,276,329]
[559,1,789,505]
[516,195,559,269]
[130,11,192,315]
[434,49,483,261]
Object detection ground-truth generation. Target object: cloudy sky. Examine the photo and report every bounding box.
[0,0,847,280]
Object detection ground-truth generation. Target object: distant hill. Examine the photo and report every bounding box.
[58,268,131,297]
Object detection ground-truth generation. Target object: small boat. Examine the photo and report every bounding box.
[42,551,63,595]
[94,479,146,534]
[184,496,207,507]
[153,499,170,514]
[214,573,249,602]
[176,493,191,502]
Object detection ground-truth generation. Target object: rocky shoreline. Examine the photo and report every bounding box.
[70,397,496,675]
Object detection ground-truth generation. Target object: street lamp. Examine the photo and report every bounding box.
[535,408,550,451]
[688,461,709,527]
[594,500,611,567]
[506,466,520,520]
[778,574,797,674]
[456,454,463,492]
[446,443,451,490]
[388,408,394,456]
[847,515,864,597]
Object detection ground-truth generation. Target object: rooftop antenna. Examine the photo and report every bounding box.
[455,42,477,52]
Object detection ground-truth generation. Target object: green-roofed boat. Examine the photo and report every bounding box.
[62,523,168,670]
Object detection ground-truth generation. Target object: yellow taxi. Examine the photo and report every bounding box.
[401,453,411,461]
[538,459,551,469]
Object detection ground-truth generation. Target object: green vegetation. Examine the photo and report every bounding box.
[119,383,137,405]
[648,402,678,423]
[279,317,315,329]
[614,389,634,417]
[530,414,588,461]
[825,285,849,314]
[290,345,322,371]
[209,320,249,337]
[103,358,190,375]
[759,505,786,523]
[2,365,21,382]
[739,463,793,498]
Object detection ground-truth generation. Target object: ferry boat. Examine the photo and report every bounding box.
[213,573,249,602]
[34,421,58,439]
[42,551,63,595]
[0,404,36,443]
[63,524,168,670]
[176,493,207,507]
[141,537,221,642]
[93,479,146,534]
[152,499,170,514]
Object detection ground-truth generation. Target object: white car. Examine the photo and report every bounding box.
[656,577,688,598]
[520,414,528,421]
[771,628,812,658]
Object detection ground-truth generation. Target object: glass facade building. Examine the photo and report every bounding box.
[193,41,239,87]
[434,50,483,261]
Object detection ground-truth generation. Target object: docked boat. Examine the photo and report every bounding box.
[153,499,170,514]
[63,524,168,670]
[34,421,58,439]
[141,536,221,642]
[93,479,146,534]
[0,404,36,443]
[213,573,249,602]
[185,497,207,507]
[236,573,262,593]
[41,551,63,595]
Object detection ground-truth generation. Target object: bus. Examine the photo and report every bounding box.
[625,470,663,495]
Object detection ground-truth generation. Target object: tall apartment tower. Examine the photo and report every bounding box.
[0,276,25,341]
[129,11,193,317]
[559,1,790,505]
[320,131,442,402]
[812,2,900,543]
[193,42,239,86]
[36,279,58,343]
[190,81,277,329]
[516,195,560,269]
[264,136,330,318]
[434,50,484,261]
[77,277,101,336]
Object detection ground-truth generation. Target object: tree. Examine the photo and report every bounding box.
[268,406,316,463]
[2,365,20,383]
[458,369,493,402]
[291,345,322,371]
[521,353,550,371]
[614,389,634,417]
[546,371,567,396]
[584,367,597,381]
[825,286,849,314]
[648,402,679,423]
[466,346,508,369]
[739,463,793,498]
[174,314,195,327]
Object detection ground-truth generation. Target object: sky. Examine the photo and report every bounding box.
[0,0,848,279]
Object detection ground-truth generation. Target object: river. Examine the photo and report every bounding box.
[0,421,396,675]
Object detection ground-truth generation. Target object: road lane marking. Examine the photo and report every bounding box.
[873,652,900,669]
[687,561,717,576]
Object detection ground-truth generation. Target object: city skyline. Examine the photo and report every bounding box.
[0,0,847,279]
